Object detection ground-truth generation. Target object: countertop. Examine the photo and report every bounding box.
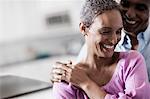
[0,55,76,99]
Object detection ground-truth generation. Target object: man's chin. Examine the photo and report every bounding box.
[123,22,140,34]
[124,27,137,34]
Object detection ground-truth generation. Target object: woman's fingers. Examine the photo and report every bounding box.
[51,72,66,83]
[51,61,74,83]
[51,61,68,83]
[55,61,73,72]
[51,77,61,83]
[52,68,66,75]
[54,62,68,70]
[68,60,72,65]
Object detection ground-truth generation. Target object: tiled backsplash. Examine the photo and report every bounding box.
[0,33,84,66]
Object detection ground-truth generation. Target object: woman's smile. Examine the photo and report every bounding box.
[103,44,114,49]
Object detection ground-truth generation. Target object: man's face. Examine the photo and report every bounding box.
[120,0,150,36]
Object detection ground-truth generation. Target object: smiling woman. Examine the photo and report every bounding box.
[84,10,123,58]
[51,0,150,99]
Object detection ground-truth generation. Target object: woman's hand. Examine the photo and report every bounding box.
[51,61,107,99]
[65,63,91,88]
[51,61,68,83]
[51,61,91,88]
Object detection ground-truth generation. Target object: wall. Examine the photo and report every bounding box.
[0,0,84,66]
[0,0,83,43]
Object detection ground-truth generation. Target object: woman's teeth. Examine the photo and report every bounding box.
[103,44,114,49]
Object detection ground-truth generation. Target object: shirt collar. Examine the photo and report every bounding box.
[141,21,150,43]
[125,20,150,45]
[118,21,150,50]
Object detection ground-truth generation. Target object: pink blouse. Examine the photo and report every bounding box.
[53,50,150,99]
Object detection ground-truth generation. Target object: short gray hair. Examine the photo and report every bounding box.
[80,0,120,28]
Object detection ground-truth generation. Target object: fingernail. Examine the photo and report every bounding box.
[58,79,61,82]
[68,60,72,64]
[62,73,65,76]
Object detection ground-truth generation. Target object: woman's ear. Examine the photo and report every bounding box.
[79,22,88,36]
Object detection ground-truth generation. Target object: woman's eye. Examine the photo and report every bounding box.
[116,30,121,35]
[100,31,111,35]
[116,28,122,35]
[98,28,112,35]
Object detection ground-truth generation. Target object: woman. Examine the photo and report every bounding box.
[51,0,150,98]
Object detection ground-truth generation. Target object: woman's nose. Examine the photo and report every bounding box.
[110,33,118,45]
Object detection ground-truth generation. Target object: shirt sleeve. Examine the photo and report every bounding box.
[105,51,150,99]
[52,82,76,99]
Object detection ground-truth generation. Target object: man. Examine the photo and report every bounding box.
[115,0,150,81]
[78,0,150,81]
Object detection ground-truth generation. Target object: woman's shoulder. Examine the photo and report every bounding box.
[118,50,145,71]
[53,82,76,91]
[53,82,85,98]
[117,51,149,83]
[53,82,81,94]
[119,50,144,60]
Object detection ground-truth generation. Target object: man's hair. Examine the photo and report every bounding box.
[80,0,120,28]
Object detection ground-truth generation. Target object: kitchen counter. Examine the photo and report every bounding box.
[0,55,76,99]
[11,89,53,99]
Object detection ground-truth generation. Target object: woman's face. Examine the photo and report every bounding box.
[86,9,123,58]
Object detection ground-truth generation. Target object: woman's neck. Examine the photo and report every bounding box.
[80,46,119,69]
